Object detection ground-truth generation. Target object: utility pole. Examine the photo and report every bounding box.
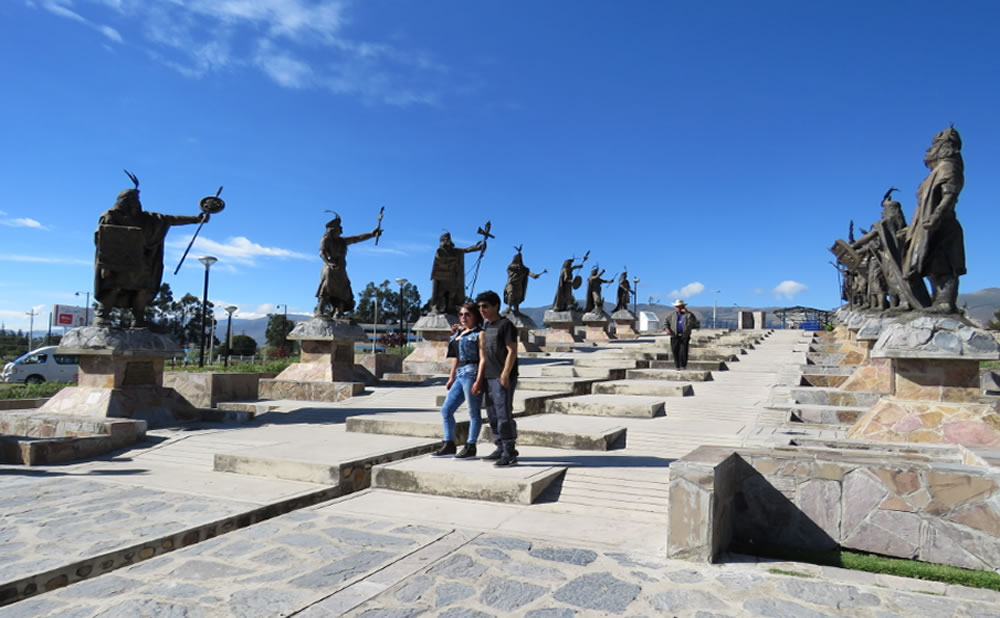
[25,309,38,353]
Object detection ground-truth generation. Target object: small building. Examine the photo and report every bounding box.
[638,311,661,332]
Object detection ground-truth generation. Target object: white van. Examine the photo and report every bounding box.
[1,346,79,384]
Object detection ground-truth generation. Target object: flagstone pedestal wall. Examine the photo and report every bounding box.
[667,443,1000,570]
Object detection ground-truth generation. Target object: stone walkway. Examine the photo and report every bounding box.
[2,329,999,615]
[2,507,998,617]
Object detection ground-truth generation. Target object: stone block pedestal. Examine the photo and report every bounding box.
[582,310,611,343]
[542,310,582,347]
[402,313,458,375]
[504,310,541,353]
[38,326,199,428]
[849,315,1000,446]
[611,309,637,339]
[259,317,370,401]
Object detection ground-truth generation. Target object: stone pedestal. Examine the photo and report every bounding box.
[849,315,1000,447]
[259,317,370,401]
[38,326,199,428]
[581,310,611,343]
[752,311,766,329]
[402,313,458,375]
[611,309,638,339]
[736,311,754,329]
[542,310,582,347]
[504,310,541,353]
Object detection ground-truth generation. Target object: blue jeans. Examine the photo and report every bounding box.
[440,372,483,444]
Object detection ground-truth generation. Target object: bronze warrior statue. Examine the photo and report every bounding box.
[504,246,546,314]
[552,251,588,312]
[613,270,632,313]
[94,172,205,327]
[315,212,382,318]
[584,266,614,314]
[903,126,966,313]
[430,231,485,314]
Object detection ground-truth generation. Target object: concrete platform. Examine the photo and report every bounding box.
[538,365,626,379]
[591,379,694,397]
[430,388,565,415]
[626,368,713,382]
[481,414,627,451]
[371,452,567,504]
[650,359,728,371]
[570,357,639,369]
[515,376,599,394]
[213,431,439,485]
[790,403,870,425]
[545,394,666,418]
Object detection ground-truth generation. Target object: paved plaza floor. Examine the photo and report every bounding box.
[2,330,999,616]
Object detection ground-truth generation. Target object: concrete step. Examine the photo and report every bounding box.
[480,414,627,451]
[649,360,728,371]
[790,404,869,426]
[591,379,693,397]
[381,373,433,384]
[371,452,567,504]
[800,374,850,388]
[626,368,713,382]
[258,379,366,402]
[515,376,600,395]
[571,357,640,369]
[538,365,626,380]
[545,394,665,418]
[214,432,439,486]
[789,386,882,408]
[431,389,561,415]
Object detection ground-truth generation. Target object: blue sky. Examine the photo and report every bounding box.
[2,1,999,331]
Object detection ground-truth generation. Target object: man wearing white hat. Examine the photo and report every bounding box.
[665,299,699,369]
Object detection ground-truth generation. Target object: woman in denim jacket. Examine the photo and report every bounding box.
[432,302,484,458]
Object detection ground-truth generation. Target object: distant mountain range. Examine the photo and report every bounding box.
[30,287,1000,345]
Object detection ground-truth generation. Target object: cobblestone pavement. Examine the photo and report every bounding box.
[0,475,253,587]
[3,506,998,617]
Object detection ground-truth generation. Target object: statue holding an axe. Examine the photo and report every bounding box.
[314,208,384,318]
[94,170,219,327]
[429,225,487,315]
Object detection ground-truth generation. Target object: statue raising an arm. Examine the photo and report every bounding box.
[94,171,206,327]
[613,270,632,313]
[430,231,485,315]
[584,266,614,314]
[552,251,588,312]
[504,245,546,314]
[314,211,383,318]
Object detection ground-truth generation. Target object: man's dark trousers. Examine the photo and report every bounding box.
[671,336,689,370]
[485,378,517,453]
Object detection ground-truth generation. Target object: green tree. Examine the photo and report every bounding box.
[987,309,1000,330]
[265,313,295,353]
[227,334,258,357]
[357,280,422,324]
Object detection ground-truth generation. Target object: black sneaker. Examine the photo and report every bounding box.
[431,441,456,457]
[454,444,477,459]
[482,447,503,461]
[494,453,518,467]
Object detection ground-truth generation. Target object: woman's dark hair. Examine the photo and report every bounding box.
[459,301,483,327]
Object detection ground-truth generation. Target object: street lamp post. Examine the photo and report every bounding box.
[395,278,408,344]
[224,305,237,367]
[197,256,218,367]
[372,288,379,353]
[632,277,639,316]
[75,291,90,325]
[713,290,720,329]
[275,304,289,356]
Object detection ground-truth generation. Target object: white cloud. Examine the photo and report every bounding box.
[41,0,123,43]
[0,216,49,230]
[166,234,311,267]
[36,0,447,106]
[668,281,705,299]
[0,254,89,265]
[773,280,807,300]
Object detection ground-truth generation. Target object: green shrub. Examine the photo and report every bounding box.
[0,381,72,400]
